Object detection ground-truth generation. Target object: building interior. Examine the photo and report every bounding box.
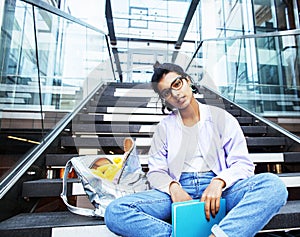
[0,0,300,236]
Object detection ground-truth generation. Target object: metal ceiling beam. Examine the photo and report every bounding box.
[172,0,200,63]
[116,37,196,44]
[105,0,116,45]
[105,0,123,81]
[174,0,200,50]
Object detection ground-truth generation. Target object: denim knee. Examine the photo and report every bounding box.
[104,199,123,234]
[259,173,288,205]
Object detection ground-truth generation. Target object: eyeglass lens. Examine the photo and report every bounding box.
[171,77,183,90]
[161,77,184,98]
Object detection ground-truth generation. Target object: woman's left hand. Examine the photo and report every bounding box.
[200,178,225,221]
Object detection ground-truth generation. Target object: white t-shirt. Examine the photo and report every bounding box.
[180,118,211,173]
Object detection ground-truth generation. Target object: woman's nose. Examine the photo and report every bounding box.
[172,89,181,98]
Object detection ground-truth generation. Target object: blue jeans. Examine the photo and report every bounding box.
[104,172,288,237]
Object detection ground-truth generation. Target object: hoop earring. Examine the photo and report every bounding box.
[190,84,199,94]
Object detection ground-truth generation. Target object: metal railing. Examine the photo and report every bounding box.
[0,0,115,195]
[186,29,300,118]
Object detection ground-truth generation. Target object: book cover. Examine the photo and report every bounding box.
[172,199,226,237]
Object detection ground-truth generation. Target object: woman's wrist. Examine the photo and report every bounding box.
[169,181,182,195]
[212,178,226,188]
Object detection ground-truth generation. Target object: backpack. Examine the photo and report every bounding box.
[60,137,149,217]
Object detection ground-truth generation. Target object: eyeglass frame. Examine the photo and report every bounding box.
[159,76,187,99]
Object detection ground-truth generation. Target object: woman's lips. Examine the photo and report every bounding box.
[177,96,186,104]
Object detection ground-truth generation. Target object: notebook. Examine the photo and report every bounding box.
[172,199,226,237]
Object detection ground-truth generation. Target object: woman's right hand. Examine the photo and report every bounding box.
[169,181,192,203]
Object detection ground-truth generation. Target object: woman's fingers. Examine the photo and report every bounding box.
[210,196,221,217]
[200,178,225,220]
[202,195,220,220]
[204,197,211,221]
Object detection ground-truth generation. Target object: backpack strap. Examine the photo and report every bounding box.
[60,160,102,217]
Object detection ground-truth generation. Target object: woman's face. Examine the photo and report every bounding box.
[157,72,193,110]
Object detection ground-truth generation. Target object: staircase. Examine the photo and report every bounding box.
[0,82,300,237]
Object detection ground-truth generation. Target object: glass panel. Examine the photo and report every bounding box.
[187,32,300,119]
[200,0,247,39]
[0,0,112,181]
[253,0,291,32]
[63,0,201,83]
[0,1,42,179]
[110,0,191,41]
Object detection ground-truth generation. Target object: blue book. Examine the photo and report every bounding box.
[172,199,226,237]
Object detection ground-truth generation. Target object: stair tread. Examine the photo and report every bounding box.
[76,113,257,124]
[71,123,267,135]
[21,172,300,198]
[263,200,300,230]
[60,136,287,148]
[0,211,104,230]
[47,152,299,167]
[22,178,78,197]
[1,202,299,231]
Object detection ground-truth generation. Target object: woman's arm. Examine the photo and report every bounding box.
[147,122,176,194]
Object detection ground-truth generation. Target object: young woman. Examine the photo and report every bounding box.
[105,62,288,237]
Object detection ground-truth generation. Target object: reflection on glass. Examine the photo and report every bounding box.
[187,33,300,118]
[0,0,112,180]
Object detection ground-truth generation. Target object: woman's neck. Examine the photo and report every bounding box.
[179,98,200,127]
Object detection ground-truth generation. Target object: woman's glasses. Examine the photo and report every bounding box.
[160,76,186,99]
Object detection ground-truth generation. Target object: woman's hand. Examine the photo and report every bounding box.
[200,178,225,220]
[169,181,193,203]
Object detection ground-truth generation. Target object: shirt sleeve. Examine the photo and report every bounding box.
[146,121,177,195]
[214,109,255,189]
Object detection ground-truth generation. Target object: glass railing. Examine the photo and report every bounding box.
[0,0,114,183]
[186,30,300,118]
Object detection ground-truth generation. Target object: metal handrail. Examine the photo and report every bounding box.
[186,29,300,144]
[186,29,300,71]
[21,0,106,34]
[0,0,112,199]
[202,85,300,144]
[0,81,106,199]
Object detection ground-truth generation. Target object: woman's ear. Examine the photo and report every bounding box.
[186,77,193,88]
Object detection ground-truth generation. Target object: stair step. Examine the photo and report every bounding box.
[91,97,223,106]
[76,113,255,124]
[71,123,267,136]
[85,106,165,114]
[45,153,288,167]
[89,97,210,108]
[113,88,158,97]
[21,173,300,197]
[91,100,150,107]
[0,201,299,237]
[246,137,286,146]
[22,178,78,197]
[77,113,165,123]
[46,152,300,168]
[46,154,79,167]
[106,82,145,88]
[241,126,267,135]
[284,152,300,163]
[60,136,287,148]
[0,211,114,237]
[72,123,152,134]
[94,95,154,102]
[236,117,254,124]
[112,88,210,100]
[262,200,300,231]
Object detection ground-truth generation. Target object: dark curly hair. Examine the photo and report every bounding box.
[151,61,199,114]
